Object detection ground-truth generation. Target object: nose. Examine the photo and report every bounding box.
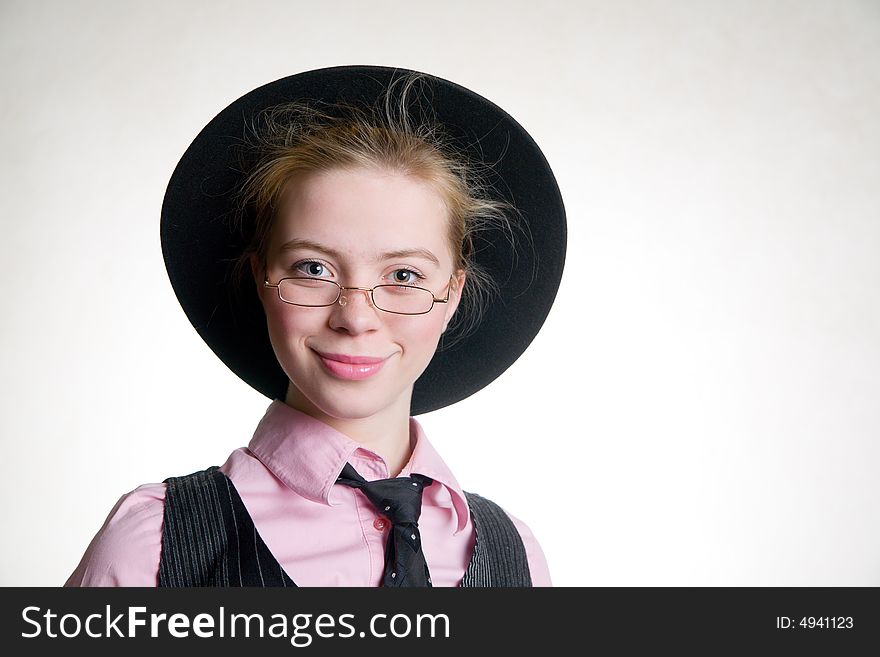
[328,287,382,335]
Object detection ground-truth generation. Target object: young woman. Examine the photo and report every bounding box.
[65,66,566,587]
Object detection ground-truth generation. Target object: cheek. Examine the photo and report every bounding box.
[263,302,319,349]
[396,313,446,356]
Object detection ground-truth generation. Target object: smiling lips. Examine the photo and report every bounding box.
[314,350,389,380]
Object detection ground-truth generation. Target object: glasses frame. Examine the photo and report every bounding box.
[263,275,453,316]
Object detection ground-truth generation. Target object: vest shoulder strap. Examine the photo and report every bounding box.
[460,491,533,587]
[158,466,295,587]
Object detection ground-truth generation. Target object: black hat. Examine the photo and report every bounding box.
[160,65,566,415]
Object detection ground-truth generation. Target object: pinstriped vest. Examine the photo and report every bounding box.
[158,467,532,587]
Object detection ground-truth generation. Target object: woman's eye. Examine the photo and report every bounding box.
[389,269,423,285]
[295,261,329,277]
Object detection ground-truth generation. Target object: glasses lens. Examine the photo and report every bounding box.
[373,285,435,315]
[278,278,339,306]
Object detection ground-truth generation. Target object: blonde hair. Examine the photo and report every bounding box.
[231,74,519,348]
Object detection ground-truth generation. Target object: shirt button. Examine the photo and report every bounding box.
[373,518,387,531]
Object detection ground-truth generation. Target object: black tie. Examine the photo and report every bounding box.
[336,462,434,587]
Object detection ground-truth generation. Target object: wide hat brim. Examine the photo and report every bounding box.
[161,65,566,415]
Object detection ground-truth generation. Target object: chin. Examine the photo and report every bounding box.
[289,379,410,421]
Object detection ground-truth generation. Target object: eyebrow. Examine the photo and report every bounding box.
[278,238,441,267]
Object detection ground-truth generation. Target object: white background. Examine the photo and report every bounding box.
[2,0,878,586]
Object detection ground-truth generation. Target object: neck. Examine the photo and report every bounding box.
[284,385,414,478]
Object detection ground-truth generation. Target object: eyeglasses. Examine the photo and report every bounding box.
[263,276,453,316]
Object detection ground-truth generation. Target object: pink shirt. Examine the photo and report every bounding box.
[65,400,551,587]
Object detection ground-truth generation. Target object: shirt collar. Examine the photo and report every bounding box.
[247,400,470,535]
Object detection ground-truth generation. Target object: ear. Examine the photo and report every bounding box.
[442,269,467,333]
